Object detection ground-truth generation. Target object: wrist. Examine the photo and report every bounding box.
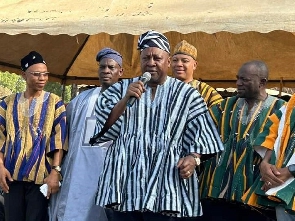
[188,153,201,166]
[287,164,295,178]
[261,159,270,164]
[52,165,61,172]
[51,165,62,181]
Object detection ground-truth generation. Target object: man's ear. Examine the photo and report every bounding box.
[260,78,267,86]
[21,71,27,81]
[193,60,198,71]
[119,68,123,77]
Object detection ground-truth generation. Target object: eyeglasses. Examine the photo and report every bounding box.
[28,72,50,78]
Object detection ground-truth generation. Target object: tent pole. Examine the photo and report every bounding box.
[71,83,78,100]
[61,84,66,101]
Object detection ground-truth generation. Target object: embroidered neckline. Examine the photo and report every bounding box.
[18,91,48,117]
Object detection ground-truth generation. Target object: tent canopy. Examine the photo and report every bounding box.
[2,1,295,35]
[1,1,295,88]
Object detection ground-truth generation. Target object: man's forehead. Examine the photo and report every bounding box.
[141,47,168,56]
[99,57,119,65]
[26,63,47,71]
[238,65,258,76]
[172,53,194,60]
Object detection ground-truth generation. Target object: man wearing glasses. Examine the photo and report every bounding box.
[0,51,67,221]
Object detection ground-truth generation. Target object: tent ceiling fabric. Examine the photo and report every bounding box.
[1,1,295,35]
[1,1,295,88]
[67,31,295,88]
[1,31,295,88]
[0,33,88,82]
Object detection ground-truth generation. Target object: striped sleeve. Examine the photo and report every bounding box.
[94,80,128,142]
[199,82,223,108]
[209,99,225,126]
[49,97,67,152]
[183,92,224,155]
[253,106,284,150]
[0,99,7,153]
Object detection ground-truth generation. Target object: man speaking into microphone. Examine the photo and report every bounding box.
[91,30,224,221]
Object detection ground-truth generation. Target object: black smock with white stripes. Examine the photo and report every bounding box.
[94,76,224,217]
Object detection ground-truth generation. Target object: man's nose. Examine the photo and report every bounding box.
[236,79,243,85]
[147,58,156,66]
[38,74,47,80]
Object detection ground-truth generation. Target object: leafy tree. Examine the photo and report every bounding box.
[0,71,71,103]
[0,71,26,93]
[44,82,72,103]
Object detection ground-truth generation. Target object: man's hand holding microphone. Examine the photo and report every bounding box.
[126,72,151,107]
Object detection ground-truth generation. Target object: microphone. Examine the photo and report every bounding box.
[127,72,151,107]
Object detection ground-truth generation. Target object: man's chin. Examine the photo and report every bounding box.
[36,86,45,91]
[101,79,111,84]
[101,82,112,87]
[237,92,245,98]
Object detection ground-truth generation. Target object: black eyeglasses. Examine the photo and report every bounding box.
[28,72,50,77]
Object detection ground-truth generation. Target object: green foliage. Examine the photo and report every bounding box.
[0,71,26,93]
[0,71,72,103]
[44,82,72,103]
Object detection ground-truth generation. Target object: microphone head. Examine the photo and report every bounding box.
[141,72,151,83]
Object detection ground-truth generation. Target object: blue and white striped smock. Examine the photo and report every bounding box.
[94,76,224,217]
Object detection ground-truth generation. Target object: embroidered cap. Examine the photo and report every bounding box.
[96,48,123,67]
[21,51,46,71]
[137,30,170,54]
[173,40,197,60]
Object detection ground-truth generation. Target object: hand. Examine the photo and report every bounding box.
[177,155,196,179]
[43,170,61,199]
[260,161,284,191]
[0,164,13,193]
[125,81,146,101]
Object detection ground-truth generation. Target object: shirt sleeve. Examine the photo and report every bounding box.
[199,82,223,108]
[182,92,224,155]
[0,100,7,153]
[48,97,67,152]
[209,99,225,127]
[94,81,125,142]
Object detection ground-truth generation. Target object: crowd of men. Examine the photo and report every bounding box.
[0,30,294,221]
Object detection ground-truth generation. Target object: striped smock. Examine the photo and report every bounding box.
[242,94,295,213]
[94,76,224,217]
[189,80,223,108]
[0,91,67,184]
[199,95,285,203]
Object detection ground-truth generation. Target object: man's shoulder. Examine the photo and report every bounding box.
[265,95,286,106]
[198,81,219,92]
[169,77,193,90]
[3,93,17,100]
[75,87,99,99]
[45,92,66,106]
[219,95,239,105]
[46,91,61,100]
[1,93,20,104]
[69,87,99,106]
[172,78,202,97]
